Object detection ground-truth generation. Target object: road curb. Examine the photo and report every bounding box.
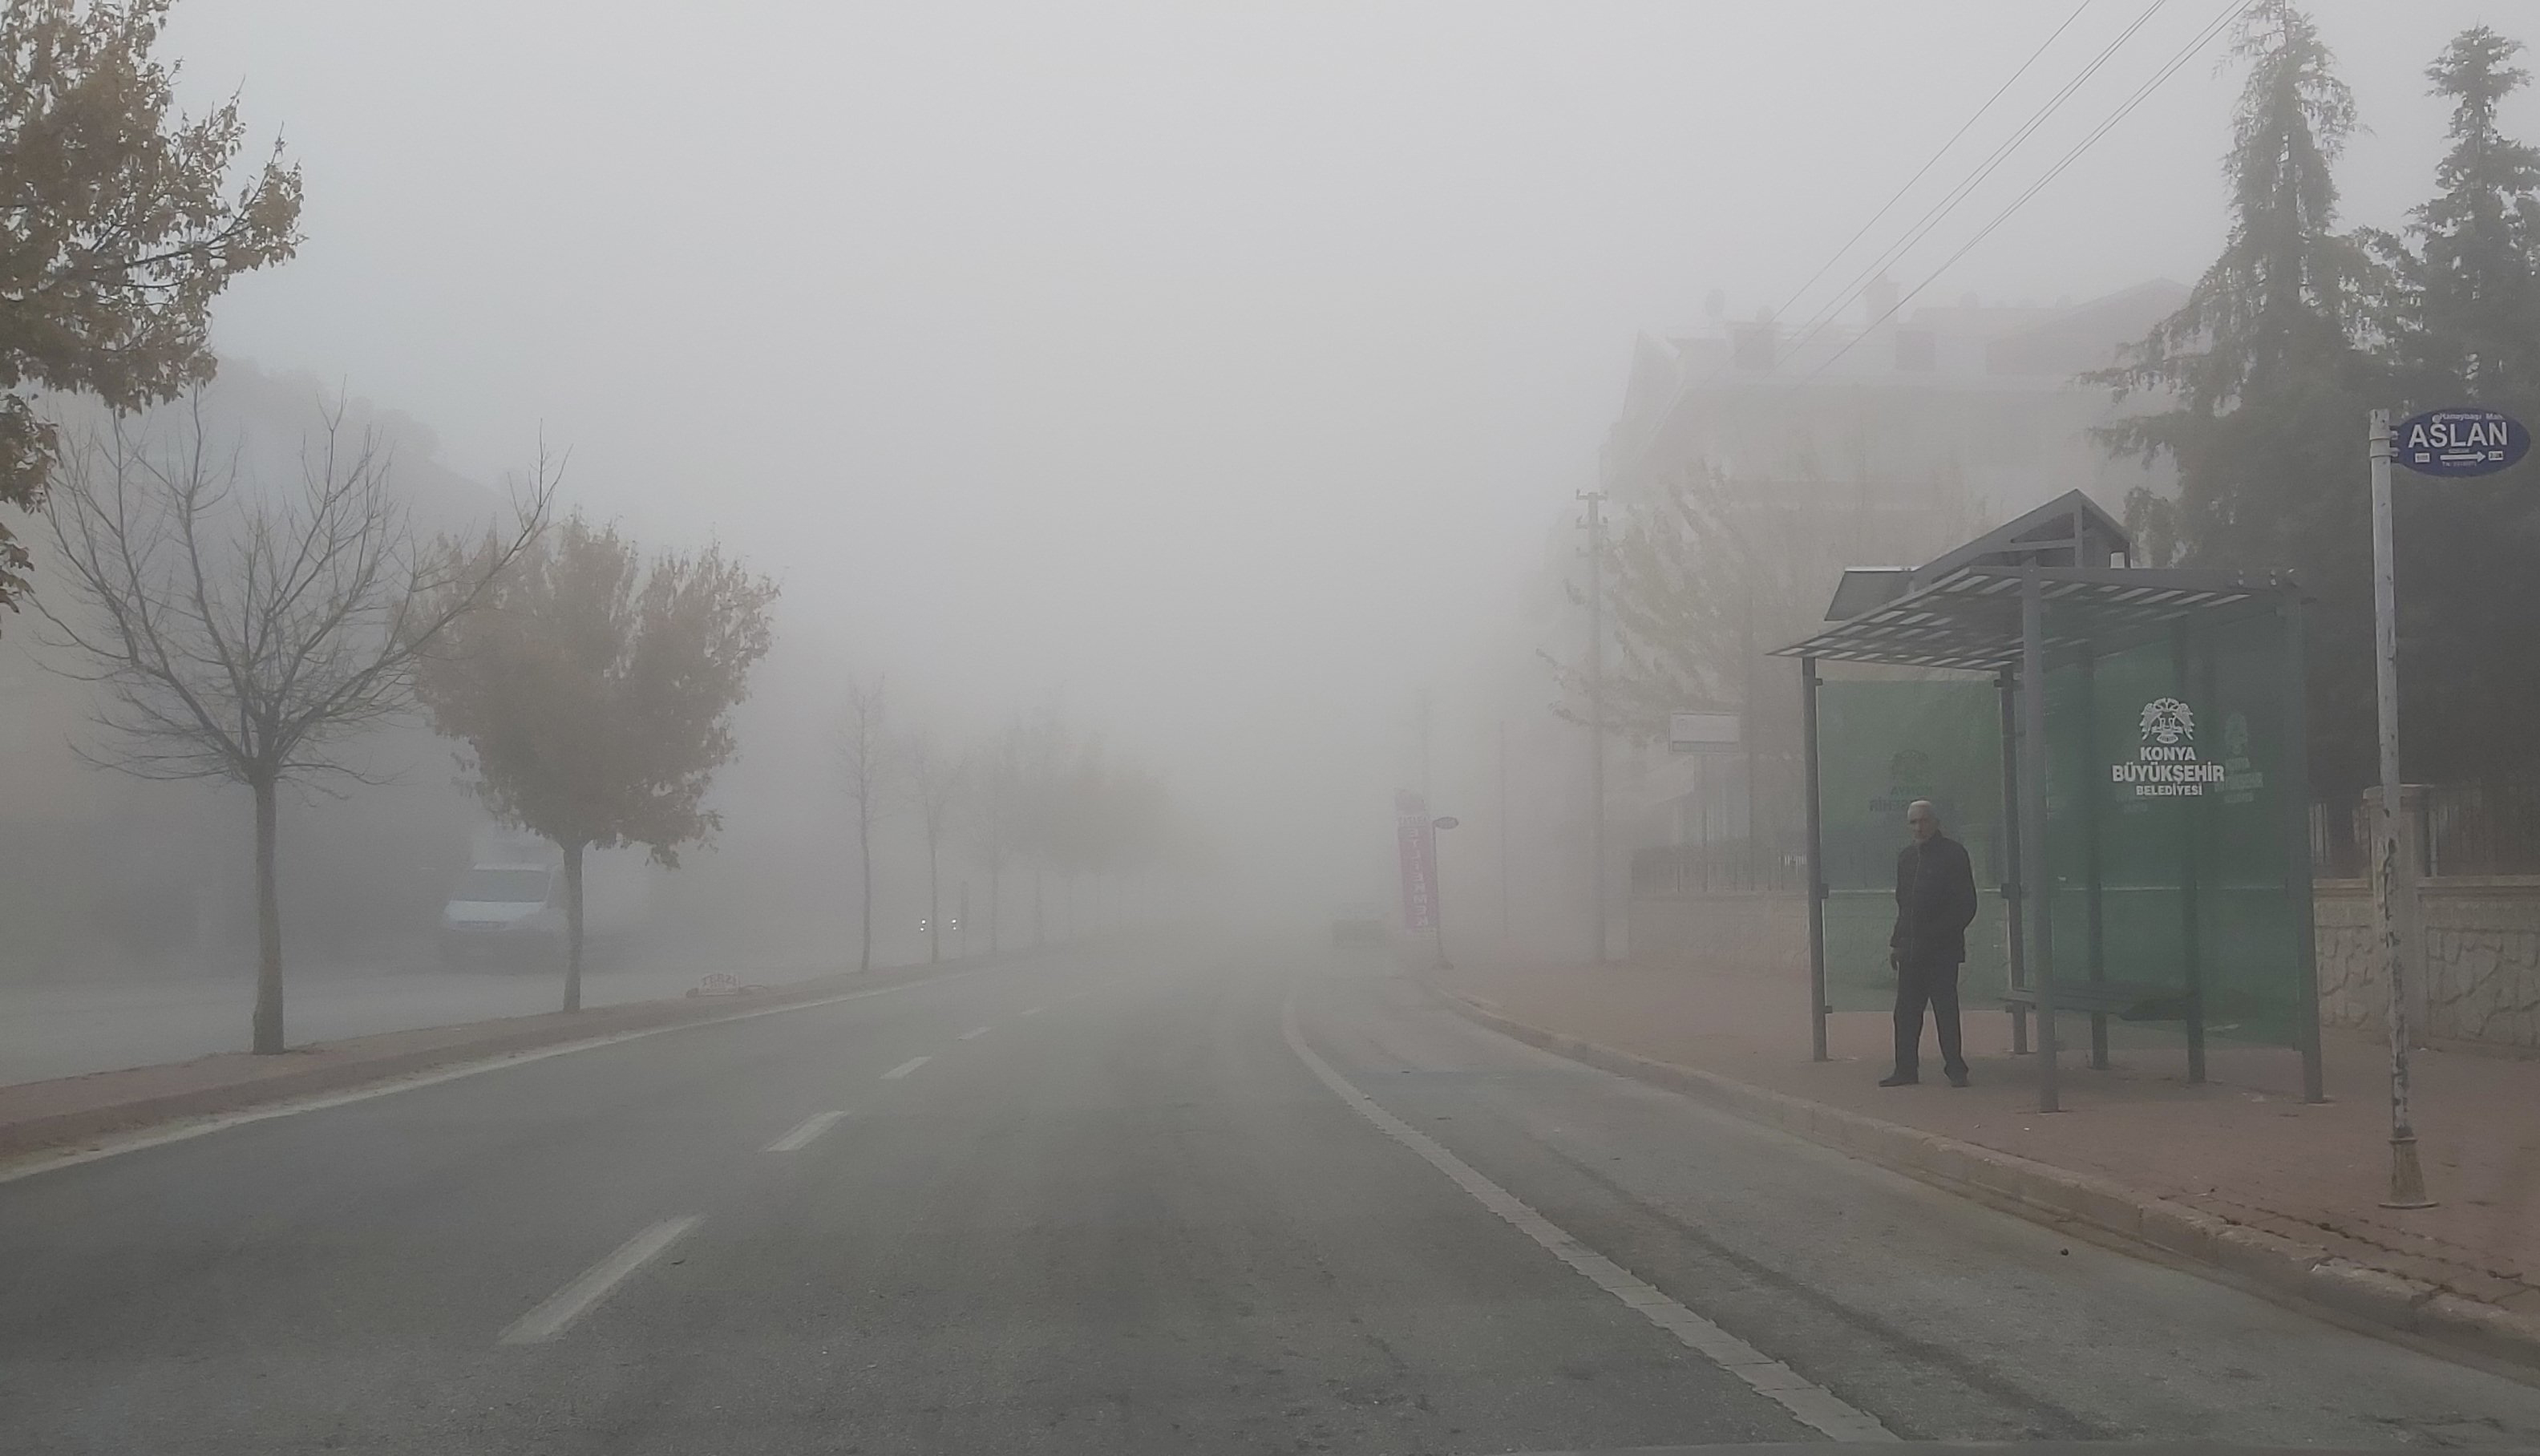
[1430,986,2540,1376]
[0,958,991,1163]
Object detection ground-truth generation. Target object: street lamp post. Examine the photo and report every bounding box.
[1430,815,1461,969]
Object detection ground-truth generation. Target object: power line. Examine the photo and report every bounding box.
[1776,0,2174,366]
[1778,0,2171,361]
[1794,0,2255,387]
[1770,0,2097,328]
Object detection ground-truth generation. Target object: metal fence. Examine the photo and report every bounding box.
[2310,802,2368,880]
[2424,783,2540,876]
[2311,783,2540,879]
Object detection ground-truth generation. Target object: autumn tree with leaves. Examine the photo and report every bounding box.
[414,514,778,1013]
[0,0,303,617]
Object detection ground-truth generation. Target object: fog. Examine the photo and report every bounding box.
[17,9,2540,1438]
[7,0,2534,997]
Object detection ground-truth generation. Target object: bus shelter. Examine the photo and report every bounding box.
[1774,492,2324,1111]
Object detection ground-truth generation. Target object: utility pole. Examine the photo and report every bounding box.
[1741,571,1759,889]
[1579,489,1609,964]
[1418,688,1448,970]
[1498,717,1511,944]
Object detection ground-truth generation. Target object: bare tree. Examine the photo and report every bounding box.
[1012,706,1070,949]
[33,395,551,1052]
[899,726,968,965]
[835,676,888,973]
[961,722,1025,956]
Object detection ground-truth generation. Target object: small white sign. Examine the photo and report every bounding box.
[1668,711,1741,752]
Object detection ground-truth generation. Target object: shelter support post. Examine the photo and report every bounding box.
[2022,570,2061,1112]
[2080,647,2109,1070]
[1802,656,1829,1062]
[2179,623,2209,1085]
[1998,669,2028,1057]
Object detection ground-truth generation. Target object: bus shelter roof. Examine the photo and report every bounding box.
[1771,565,2290,673]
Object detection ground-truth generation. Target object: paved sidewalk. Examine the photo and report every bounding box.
[0,950,870,1086]
[0,955,1008,1164]
[1432,957,2540,1325]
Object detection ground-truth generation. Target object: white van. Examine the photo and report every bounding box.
[436,861,564,967]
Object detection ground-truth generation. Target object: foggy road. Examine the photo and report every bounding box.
[5,940,2538,1456]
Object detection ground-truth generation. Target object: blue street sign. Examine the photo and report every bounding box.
[2392,406,2530,477]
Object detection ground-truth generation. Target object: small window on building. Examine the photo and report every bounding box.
[1895,328,1936,372]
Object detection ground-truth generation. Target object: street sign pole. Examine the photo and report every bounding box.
[2369,408,2435,1209]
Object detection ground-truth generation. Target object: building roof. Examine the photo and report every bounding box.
[1917,488,2131,579]
[1809,489,2132,621]
[1772,488,2286,673]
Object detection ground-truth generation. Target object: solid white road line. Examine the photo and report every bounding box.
[500,1215,702,1345]
[957,1025,992,1041]
[1279,989,1896,1443]
[882,1056,930,1080]
[0,967,1004,1187]
[1020,1007,1044,1017]
[765,1110,850,1152]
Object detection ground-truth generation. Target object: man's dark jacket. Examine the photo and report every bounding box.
[1891,833,1980,966]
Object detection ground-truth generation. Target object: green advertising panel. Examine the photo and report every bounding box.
[2036,604,2306,1045]
[1815,679,2009,1012]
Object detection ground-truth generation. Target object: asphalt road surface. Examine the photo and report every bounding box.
[6,938,2539,1455]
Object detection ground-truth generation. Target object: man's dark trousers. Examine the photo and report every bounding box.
[1894,953,1966,1081]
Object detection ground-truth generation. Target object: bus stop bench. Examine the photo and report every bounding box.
[2000,981,2208,1078]
[2001,981,2199,1021]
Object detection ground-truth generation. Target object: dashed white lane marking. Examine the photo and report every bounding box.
[1278,989,1895,1443]
[0,966,1003,1186]
[1020,1007,1044,1017]
[764,1110,850,1152]
[500,1215,702,1345]
[882,1056,930,1080]
[957,1025,992,1041]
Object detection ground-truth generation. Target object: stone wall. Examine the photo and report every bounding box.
[1637,880,2540,1051]
[2316,880,2540,1050]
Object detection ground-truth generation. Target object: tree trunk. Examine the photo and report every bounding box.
[251,775,285,1055]
[562,840,585,1013]
[988,862,1001,955]
[925,827,941,965]
[858,803,874,973]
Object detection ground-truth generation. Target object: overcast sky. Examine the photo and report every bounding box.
[156,0,2540,880]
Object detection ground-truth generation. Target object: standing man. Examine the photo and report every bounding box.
[1885,799,1979,1087]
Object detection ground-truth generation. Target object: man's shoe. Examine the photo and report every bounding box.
[1947,1070,1971,1088]
[1878,1072,1919,1087]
